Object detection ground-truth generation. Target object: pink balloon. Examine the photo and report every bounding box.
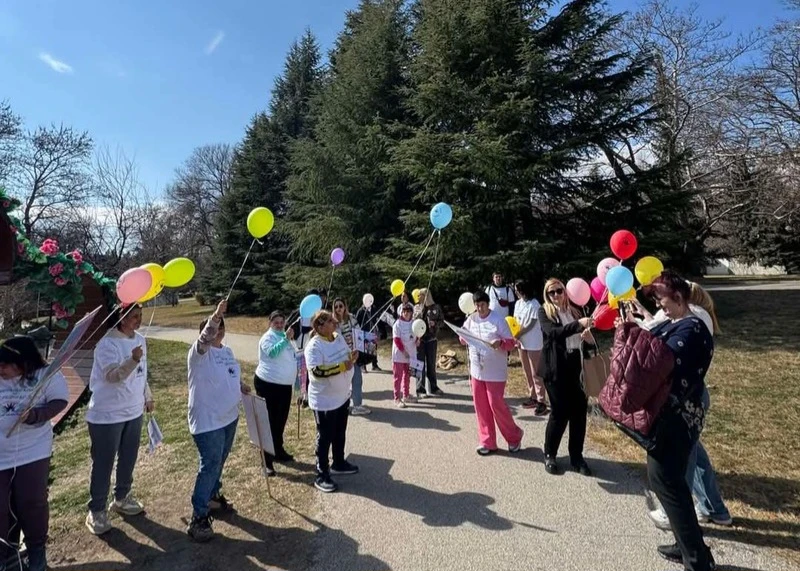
[117,268,153,304]
[566,278,591,307]
[590,277,607,303]
[596,257,621,285]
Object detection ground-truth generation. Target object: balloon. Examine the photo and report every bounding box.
[590,277,607,303]
[362,293,374,308]
[458,292,476,315]
[412,319,427,338]
[610,230,638,260]
[566,278,592,307]
[390,279,405,297]
[299,294,323,319]
[116,268,152,305]
[606,265,634,297]
[163,257,196,288]
[593,303,619,331]
[430,202,453,230]
[635,256,664,286]
[137,263,165,303]
[330,247,345,266]
[505,316,521,337]
[609,287,637,309]
[247,207,275,239]
[596,257,620,285]
[412,289,421,304]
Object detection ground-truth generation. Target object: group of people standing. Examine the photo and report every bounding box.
[0,268,729,571]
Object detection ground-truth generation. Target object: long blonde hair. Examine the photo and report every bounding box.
[688,282,721,334]
[417,288,435,307]
[542,278,580,322]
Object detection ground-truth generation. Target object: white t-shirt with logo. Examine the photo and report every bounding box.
[0,369,69,470]
[464,311,513,382]
[305,334,353,412]
[391,319,414,364]
[187,342,242,436]
[486,284,516,318]
[87,329,148,424]
[514,298,543,350]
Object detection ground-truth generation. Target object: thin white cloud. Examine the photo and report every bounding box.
[205,31,225,55]
[39,52,73,74]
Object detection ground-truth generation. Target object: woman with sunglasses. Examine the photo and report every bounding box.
[537,279,594,476]
[333,298,370,416]
[305,310,359,493]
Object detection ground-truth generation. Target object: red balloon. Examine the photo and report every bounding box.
[610,230,638,260]
[593,303,619,331]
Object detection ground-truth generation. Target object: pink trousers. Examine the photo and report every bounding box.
[392,362,410,400]
[471,377,523,449]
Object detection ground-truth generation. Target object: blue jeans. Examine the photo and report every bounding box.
[191,419,237,517]
[686,388,730,518]
[351,364,363,407]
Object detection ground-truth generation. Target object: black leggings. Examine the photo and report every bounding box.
[543,351,587,462]
[313,401,350,476]
[254,376,293,465]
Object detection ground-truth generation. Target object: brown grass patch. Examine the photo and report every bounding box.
[146,299,267,335]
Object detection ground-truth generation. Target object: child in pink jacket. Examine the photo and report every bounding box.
[391,303,416,408]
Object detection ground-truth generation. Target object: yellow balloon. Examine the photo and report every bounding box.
[608,287,636,309]
[635,256,664,286]
[163,257,196,288]
[247,207,275,239]
[390,279,405,297]
[412,289,420,303]
[137,263,165,302]
[505,316,520,337]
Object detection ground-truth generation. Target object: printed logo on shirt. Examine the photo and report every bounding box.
[228,367,237,377]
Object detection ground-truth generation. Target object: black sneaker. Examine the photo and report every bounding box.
[545,457,561,475]
[187,515,215,542]
[570,459,592,477]
[430,388,444,396]
[657,543,681,563]
[330,461,359,475]
[533,403,549,416]
[208,493,234,514]
[371,364,383,372]
[314,475,338,493]
[275,451,295,463]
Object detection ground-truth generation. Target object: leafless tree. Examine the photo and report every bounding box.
[0,101,22,183]
[166,143,233,255]
[9,124,93,238]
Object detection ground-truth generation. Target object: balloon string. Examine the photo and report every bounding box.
[404,229,437,286]
[423,230,441,298]
[227,238,257,301]
[142,303,158,339]
[325,265,336,309]
[367,297,398,334]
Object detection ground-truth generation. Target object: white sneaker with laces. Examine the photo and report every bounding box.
[110,494,144,516]
[395,399,406,408]
[85,510,112,535]
[351,405,372,416]
[648,508,672,530]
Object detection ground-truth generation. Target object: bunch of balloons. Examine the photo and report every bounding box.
[116,257,196,305]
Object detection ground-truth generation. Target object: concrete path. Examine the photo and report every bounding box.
[704,280,800,292]
[145,328,785,571]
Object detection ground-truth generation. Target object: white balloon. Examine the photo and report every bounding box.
[362,293,374,308]
[412,318,427,338]
[458,292,476,315]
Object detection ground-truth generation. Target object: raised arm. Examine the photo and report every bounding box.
[196,300,226,355]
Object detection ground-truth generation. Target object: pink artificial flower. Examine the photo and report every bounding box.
[76,268,84,276]
[52,303,69,320]
[17,243,25,255]
[39,238,59,256]
[54,277,68,286]
[1,200,9,208]
[67,249,84,265]
[49,263,65,277]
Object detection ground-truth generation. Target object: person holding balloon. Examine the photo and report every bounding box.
[305,309,359,493]
[355,294,381,372]
[460,291,524,456]
[392,303,418,408]
[333,298,371,416]
[85,303,154,535]
[412,288,444,398]
[537,279,594,476]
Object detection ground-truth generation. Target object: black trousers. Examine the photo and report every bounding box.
[313,401,350,476]
[648,415,713,571]
[416,338,439,394]
[544,351,587,462]
[254,375,293,466]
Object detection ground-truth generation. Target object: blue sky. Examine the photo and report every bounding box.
[0,0,790,195]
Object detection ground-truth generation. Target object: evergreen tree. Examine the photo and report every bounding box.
[208,31,321,312]
[282,0,413,305]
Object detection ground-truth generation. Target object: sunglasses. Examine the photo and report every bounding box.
[547,288,564,297]
[334,305,345,309]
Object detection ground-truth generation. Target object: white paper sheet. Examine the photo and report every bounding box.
[444,320,495,350]
[241,393,275,456]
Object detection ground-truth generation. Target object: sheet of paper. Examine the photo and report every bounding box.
[353,329,378,354]
[409,357,424,379]
[241,393,275,456]
[444,320,495,350]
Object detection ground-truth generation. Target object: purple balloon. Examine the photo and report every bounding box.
[331,247,345,266]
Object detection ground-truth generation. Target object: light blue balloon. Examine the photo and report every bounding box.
[299,294,323,319]
[430,202,453,229]
[606,266,634,297]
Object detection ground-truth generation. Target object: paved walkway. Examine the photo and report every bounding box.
[145,325,261,362]
[148,328,784,571]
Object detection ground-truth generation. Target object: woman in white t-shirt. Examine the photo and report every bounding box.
[513,280,547,416]
[85,303,154,536]
[186,300,250,542]
[460,291,524,456]
[304,310,358,493]
[0,336,69,571]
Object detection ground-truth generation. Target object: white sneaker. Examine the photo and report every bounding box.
[395,399,406,408]
[509,428,524,453]
[350,405,372,416]
[405,394,417,403]
[86,510,112,535]
[110,494,144,516]
[648,508,671,530]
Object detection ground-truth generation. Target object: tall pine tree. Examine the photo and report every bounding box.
[282,0,413,305]
[208,31,321,312]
